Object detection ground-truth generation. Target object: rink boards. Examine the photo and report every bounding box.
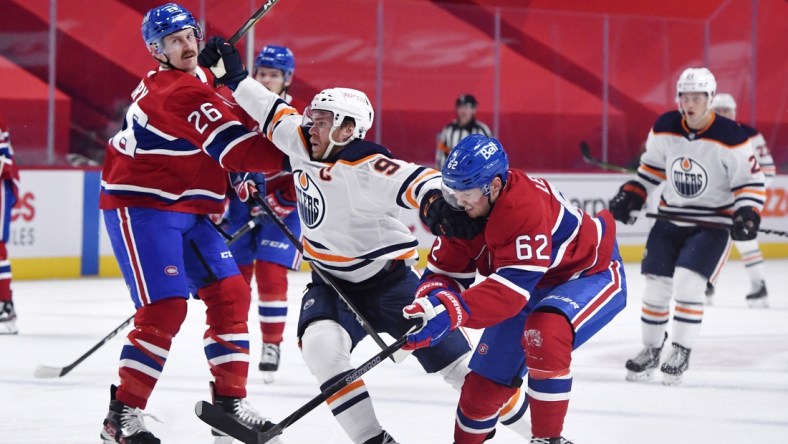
[8,169,788,279]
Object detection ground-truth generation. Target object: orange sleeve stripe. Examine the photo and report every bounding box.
[394,249,418,260]
[733,188,766,197]
[438,143,450,154]
[405,171,439,208]
[267,107,298,139]
[326,379,365,404]
[639,164,667,179]
[303,240,356,263]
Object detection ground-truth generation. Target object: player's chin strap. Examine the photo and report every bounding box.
[320,129,354,160]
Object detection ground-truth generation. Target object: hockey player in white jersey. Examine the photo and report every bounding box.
[609,68,765,385]
[199,37,531,443]
[709,93,775,307]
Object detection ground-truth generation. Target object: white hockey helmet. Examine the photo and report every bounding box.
[676,67,717,101]
[713,93,737,111]
[309,88,374,140]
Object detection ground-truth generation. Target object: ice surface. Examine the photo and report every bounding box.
[1,259,787,443]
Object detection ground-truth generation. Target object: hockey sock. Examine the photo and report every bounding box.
[671,267,705,349]
[302,320,382,443]
[735,239,766,288]
[454,372,517,444]
[0,242,11,301]
[498,387,530,437]
[523,311,573,439]
[256,261,288,344]
[116,297,187,409]
[641,274,672,346]
[200,275,252,398]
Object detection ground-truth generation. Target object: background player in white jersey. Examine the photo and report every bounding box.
[99,4,286,443]
[403,134,626,444]
[0,112,19,335]
[200,37,531,444]
[708,92,775,306]
[609,68,766,385]
[224,44,307,383]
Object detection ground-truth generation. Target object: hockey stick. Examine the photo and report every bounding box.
[579,141,636,174]
[645,212,788,237]
[32,216,263,379]
[33,314,134,378]
[252,194,412,364]
[228,0,281,45]
[195,330,413,444]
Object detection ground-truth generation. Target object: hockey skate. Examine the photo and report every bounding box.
[211,383,280,444]
[258,342,280,384]
[625,332,667,381]
[364,430,399,444]
[530,437,575,444]
[745,281,768,308]
[100,385,161,444]
[0,300,18,334]
[660,343,691,386]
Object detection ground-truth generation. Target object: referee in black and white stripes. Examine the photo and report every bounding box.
[435,94,492,169]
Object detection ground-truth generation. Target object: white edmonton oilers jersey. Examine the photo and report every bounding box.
[234,78,440,282]
[740,123,776,185]
[635,111,765,225]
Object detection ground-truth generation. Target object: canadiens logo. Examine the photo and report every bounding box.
[164,265,179,276]
[294,170,325,229]
[477,343,489,355]
[671,157,708,198]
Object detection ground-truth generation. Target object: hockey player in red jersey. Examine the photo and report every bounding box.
[223,45,307,384]
[200,37,533,444]
[609,68,765,385]
[0,112,19,335]
[98,4,286,443]
[403,134,627,444]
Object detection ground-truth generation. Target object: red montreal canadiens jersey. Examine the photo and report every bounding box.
[0,113,20,197]
[100,67,284,214]
[426,170,617,328]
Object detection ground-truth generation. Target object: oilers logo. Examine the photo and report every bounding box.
[294,170,325,228]
[671,157,708,198]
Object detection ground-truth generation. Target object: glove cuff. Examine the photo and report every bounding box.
[433,291,470,330]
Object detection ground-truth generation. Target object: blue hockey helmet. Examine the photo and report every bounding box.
[254,45,295,81]
[441,134,509,195]
[141,3,203,54]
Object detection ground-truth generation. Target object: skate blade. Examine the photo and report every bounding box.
[0,321,18,334]
[661,373,683,386]
[625,368,655,382]
[747,297,769,309]
[262,371,276,384]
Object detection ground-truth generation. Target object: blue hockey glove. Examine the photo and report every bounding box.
[199,36,247,90]
[730,206,760,241]
[230,172,266,203]
[609,181,647,224]
[402,290,470,350]
[420,189,486,239]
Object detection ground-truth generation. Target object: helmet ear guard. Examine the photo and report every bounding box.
[141,3,202,55]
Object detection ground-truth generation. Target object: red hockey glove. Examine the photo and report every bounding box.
[263,190,296,219]
[415,274,461,299]
[402,290,470,350]
[231,172,266,203]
